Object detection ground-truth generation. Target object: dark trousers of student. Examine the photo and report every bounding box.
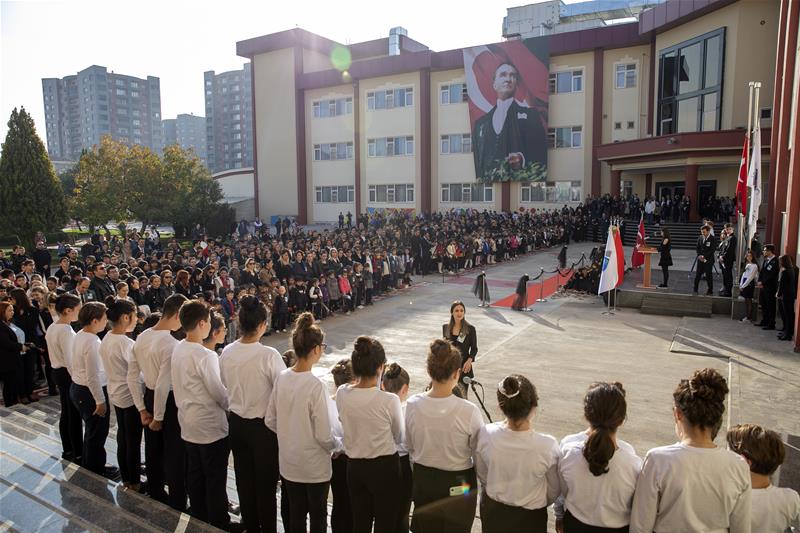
[760,289,777,327]
[693,260,713,293]
[411,464,477,533]
[721,264,733,294]
[480,493,547,533]
[114,404,143,485]
[331,454,353,533]
[21,350,36,396]
[396,454,413,533]
[661,266,669,286]
[0,362,22,407]
[283,479,330,533]
[52,367,82,460]
[229,413,280,533]
[143,387,187,511]
[69,383,110,475]
[780,296,795,337]
[563,509,629,532]
[347,453,402,533]
[185,436,231,530]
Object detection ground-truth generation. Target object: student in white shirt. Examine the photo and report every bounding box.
[265,312,340,533]
[336,336,404,533]
[171,300,231,530]
[99,297,141,490]
[726,424,800,533]
[381,362,412,533]
[475,374,560,533]
[202,311,227,353]
[220,296,286,533]
[46,293,83,464]
[556,382,642,532]
[330,358,355,533]
[405,339,483,533]
[128,293,187,510]
[630,368,751,533]
[68,301,110,476]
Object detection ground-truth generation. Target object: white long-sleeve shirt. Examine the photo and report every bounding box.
[128,328,177,418]
[335,385,404,459]
[71,331,107,404]
[170,340,229,445]
[219,340,285,420]
[751,485,800,533]
[405,393,483,471]
[629,442,751,533]
[99,332,136,409]
[475,422,560,510]
[739,263,758,289]
[265,369,342,483]
[45,323,75,371]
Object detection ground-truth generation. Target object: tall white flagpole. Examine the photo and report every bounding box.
[732,82,755,320]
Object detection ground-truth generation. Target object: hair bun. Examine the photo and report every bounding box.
[689,368,728,402]
[104,295,117,307]
[384,362,400,378]
[353,336,372,356]
[295,312,315,330]
[501,376,520,396]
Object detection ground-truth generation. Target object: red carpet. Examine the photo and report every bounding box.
[491,271,573,308]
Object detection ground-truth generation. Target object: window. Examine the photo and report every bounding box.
[627,121,635,129]
[368,184,414,203]
[615,64,637,89]
[312,97,353,118]
[548,70,583,94]
[658,28,724,134]
[614,122,622,130]
[546,126,582,148]
[115,79,125,87]
[232,114,241,121]
[367,88,413,110]
[315,185,354,203]
[440,83,468,105]
[313,142,353,161]
[440,134,472,154]
[520,181,582,202]
[440,183,493,203]
[116,88,126,96]
[367,136,414,157]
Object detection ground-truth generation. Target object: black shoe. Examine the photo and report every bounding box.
[779,336,793,341]
[754,322,765,327]
[103,465,121,481]
[692,291,699,296]
[705,291,713,296]
[658,284,667,288]
[762,325,776,331]
[720,292,732,297]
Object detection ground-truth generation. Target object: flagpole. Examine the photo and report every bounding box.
[748,82,762,250]
[732,82,755,320]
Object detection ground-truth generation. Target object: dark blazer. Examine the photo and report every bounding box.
[442,322,477,379]
[777,268,796,301]
[0,321,23,373]
[759,256,779,291]
[658,238,673,267]
[695,235,717,263]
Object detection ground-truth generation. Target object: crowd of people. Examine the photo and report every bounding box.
[584,193,737,225]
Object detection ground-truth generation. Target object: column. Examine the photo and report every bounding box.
[294,45,308,225]
[591,49,604,197]
[419,69,432,214]
[502,182,511,212]
[353,79,362,216]
[611,169,622,197]
[645,173,653,197]
[685,164,700,222]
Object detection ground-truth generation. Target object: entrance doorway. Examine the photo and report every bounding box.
[656,181,685,200]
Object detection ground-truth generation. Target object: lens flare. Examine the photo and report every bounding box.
[331,46,352,72]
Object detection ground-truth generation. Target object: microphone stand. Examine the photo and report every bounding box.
[469,381,493,422]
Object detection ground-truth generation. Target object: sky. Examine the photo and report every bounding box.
[0,0,535,153]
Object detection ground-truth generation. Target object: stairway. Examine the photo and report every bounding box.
[640,292,714,317]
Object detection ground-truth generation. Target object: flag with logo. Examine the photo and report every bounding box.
[598,224,625,294]
[735,134,749,216]
[631,213,645,268]
[746,124,761,246]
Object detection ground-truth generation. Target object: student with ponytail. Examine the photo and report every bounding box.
[630,368,751,532]
[335,336,404,533]
[474,374,560,533]
[381,362,412,533]
[265,312,341,533]
[220,295,286,533]
[99,297,142,490]
[556,382,642,532]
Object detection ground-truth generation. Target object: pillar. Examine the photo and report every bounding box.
[611,170,622,197]
[419,69,432,214]
[502,182,511,212]
[645,173,653,197]
[685,164,700,222]
[591,49,604,197]
[294,45,308,225]
[353,79,362,216]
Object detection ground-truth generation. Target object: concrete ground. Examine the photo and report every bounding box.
[259,240,800,530]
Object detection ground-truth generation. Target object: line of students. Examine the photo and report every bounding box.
[44,292,799,533]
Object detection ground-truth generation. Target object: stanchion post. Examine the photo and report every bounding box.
[536,268,547,303]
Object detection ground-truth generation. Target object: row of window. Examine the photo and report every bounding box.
[440,183,493,203]
[521,181,583,203]
[367,136,414,157]
[441,83,468,105]
[315,185,355,203]
[546,126,582,149]
[367,88,413,110]
[441,134,472,154]
[313,142,354,161]
[313,97,353,118]
[368,184,414,203]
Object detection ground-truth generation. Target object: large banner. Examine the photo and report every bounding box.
[464,38,549,183]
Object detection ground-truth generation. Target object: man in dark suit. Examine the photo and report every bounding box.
[693,225,716,295]
[89,263,115,302]
[755,244,779,329]
[472,62,547,180]
[717,223,737,297]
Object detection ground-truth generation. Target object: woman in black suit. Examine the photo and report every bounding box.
[442,301,477,398]
[9,288,42,402]
[0,301,29,407]
[777,254,796,341]
[657,227,673,288]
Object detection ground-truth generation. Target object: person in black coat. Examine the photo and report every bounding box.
[9,288,42,402]
[442,301,477,399]
[755,244,779,330]
[512,274,530,310]
[777,254,796,341]
[89,263,116,302]
[717,224,737,297]
[693,225,716,295]
[657,228,673,288]
[0,301,28,407]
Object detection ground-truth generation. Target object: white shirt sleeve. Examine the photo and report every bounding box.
[629,453,659,533]
[153,347,172,422]
[198,350,229,412]
[474,428,488,486]
[127,347,146,412]
[311,384,340,454]
[467,405,484,457]
[389,394,404,451]
[545,442,562,506]
[85,338,105,405]
[729,484,752,533]
[265,384,278,432]
[404,405,415,461]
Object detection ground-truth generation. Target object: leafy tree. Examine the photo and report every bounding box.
[123,143,169,231]
[0,107,67,248]
[71,136,127,231]
[163,144,224,237]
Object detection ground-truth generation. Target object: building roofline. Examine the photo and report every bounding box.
[638,0,740,36]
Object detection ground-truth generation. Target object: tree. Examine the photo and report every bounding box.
[0,107,68,248]
[162,144,225,237]
[71,136,127,231]
[123,143,169,231]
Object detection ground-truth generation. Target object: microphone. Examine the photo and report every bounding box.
[462,376,482,387]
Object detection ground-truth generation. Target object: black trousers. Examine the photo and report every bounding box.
[185,437,231,530]
[397,454,413,533]
[114,404,142,485]
[21,350,36,396]
[229,413,279,533]
[761,289,777,327]
[52,367,83,460]
[143,387,187,511]
[693,260,713,293]
[331,454,353,533]
[283,479,329,533]
[411,464,477,533]
[69,383,110,475]
[563,509,629,532]
[480,494,546,533]
[347,453,402,533]
[661,266,669,286]
[0,365,21,407]
[780,297,795,337]
[722,264,733,294]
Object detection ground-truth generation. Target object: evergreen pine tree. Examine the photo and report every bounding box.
[0,107,67,248]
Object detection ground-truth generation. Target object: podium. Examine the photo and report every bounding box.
[636,246,659,289]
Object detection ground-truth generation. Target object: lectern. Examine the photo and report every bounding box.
[636,246,659,289]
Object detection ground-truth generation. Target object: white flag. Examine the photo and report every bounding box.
[598,225,624,295]
[746,124,761,246]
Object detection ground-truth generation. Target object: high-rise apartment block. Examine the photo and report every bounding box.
[204,64,253,173]
[42,65,163,160]
[162,113,208,165]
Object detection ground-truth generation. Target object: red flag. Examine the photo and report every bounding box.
[736,134,749,216]
[631,214,645,268]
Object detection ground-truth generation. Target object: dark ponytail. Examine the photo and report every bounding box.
[105,296,136,323]
[583,382,627,476]
[291,312,324,358]
[351,336,386,377]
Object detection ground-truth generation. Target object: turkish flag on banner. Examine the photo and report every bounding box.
[631,214,645,268]
[735,134,749,216]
